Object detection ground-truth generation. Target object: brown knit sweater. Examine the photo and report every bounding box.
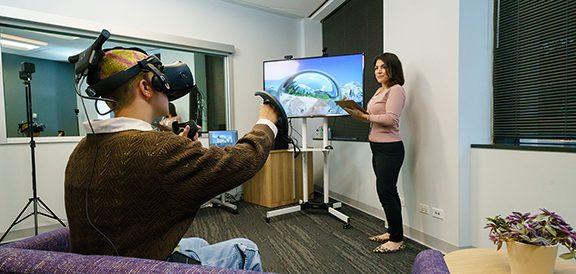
[64,124,274,260]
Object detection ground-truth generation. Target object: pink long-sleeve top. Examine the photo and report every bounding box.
[367,84,406,143]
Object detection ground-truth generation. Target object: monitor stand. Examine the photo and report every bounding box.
[210,194,238,214]
[264,117,350,228]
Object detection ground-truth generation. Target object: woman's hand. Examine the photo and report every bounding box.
[345,107,369,123]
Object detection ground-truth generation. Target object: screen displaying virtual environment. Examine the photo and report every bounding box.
[263,53,364,118]
[208,130,238,148]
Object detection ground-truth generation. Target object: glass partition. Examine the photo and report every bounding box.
[0,25,230,140]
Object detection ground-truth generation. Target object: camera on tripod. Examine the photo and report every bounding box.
[1,61,66,243]
[19,62,35,80]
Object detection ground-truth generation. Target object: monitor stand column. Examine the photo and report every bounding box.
[265,118,350,228]
[210,194,238,214]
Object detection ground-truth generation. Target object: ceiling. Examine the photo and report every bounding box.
[0,1,346,61]
[220,0,346,20]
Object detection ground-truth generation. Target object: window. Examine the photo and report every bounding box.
[493,0,576,144]
[1,24,232,141]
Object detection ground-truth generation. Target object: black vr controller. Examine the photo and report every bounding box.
[254,91,290,150]
[172,120,200,139]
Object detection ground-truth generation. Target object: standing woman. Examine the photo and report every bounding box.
[344,52,407,253]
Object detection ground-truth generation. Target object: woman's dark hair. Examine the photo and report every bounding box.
[168,102,178,117]
[373,52,405,87]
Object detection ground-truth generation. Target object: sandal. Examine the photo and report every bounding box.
[368,233,390,243]
[373,243,406,253]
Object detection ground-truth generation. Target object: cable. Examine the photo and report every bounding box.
[287,119,301,158]
[74,75,120,256]
[84,146,119,256]
[329,117,337,148]
[74,77,118,117]
[196,90,203,124]
[288,119,303,140]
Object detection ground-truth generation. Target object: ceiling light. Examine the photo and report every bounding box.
[0,39,39,51]
[31,31,79,40]
[0,33,48,46]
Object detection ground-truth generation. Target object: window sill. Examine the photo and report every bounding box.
[1,136,83,145]
[471,144,576,153]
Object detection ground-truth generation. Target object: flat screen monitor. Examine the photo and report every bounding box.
[263,53,364,118]
[208,130,238,148]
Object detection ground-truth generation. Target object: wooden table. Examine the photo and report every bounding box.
[243,150,313,208]
[444,248,576,274]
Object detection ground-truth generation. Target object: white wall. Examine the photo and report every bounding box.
[0,0,320,234]
[386,0,462,248]
[317,0,576,254]
[457,0,493,246]
[321,0,465,250]
[0,140,76,230]
[471,148,576,256]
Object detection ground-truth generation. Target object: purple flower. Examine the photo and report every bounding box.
[486,208,576,261]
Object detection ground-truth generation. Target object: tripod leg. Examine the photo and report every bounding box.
[0,199,34,243]
[37,198,66,226]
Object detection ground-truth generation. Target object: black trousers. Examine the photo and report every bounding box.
[370,141,405,242]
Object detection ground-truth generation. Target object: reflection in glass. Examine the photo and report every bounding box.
[1,26,228,138]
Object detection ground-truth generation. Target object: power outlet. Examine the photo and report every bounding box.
[432,207,444,219]
[419,203,430,215]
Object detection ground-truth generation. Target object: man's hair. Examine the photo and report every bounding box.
[373,52,405,87]
[98,49,149,108]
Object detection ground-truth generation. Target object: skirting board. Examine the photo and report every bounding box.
[314,185,460,254]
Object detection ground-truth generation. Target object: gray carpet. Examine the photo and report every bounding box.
[185,197,428,274]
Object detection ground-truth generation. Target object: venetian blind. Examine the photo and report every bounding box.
[322,0,383,141]
[493,0,576,143]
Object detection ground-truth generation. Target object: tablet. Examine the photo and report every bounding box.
[335,100,368,114]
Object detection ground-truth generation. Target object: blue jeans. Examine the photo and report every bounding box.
[178,237,263,271]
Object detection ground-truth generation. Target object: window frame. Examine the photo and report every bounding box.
[0,12,235,144]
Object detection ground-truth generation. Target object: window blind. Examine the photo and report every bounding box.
[493,0,576,143]
[322,0,383,141]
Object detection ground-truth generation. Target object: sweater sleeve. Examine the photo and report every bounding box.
[368,85,406,126]
[157,124,274,210]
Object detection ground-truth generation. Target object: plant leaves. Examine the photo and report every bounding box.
[559,252,575,260]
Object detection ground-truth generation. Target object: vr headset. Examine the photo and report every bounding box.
[68,29,197,102]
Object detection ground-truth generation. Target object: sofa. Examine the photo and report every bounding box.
[0,227,265,273]
[411,249,451,274]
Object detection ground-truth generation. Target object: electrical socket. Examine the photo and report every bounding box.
[432,207,444,219]
[419,203,430,215]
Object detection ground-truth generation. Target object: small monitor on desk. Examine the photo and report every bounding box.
[208,130,238,148]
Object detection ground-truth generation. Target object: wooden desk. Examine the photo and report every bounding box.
[444,248,576,274]
[243,150,313,208]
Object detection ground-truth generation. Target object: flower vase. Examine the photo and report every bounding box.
[506,241,559,274]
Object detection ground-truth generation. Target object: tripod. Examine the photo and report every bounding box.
[0,62,66,243]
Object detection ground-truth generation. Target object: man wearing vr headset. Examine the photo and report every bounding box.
[64,48,278,271]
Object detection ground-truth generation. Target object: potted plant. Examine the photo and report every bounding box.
[485,208,576,274]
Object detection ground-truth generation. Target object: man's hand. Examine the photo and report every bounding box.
[179,125,200,141]
[259,103,279,124]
